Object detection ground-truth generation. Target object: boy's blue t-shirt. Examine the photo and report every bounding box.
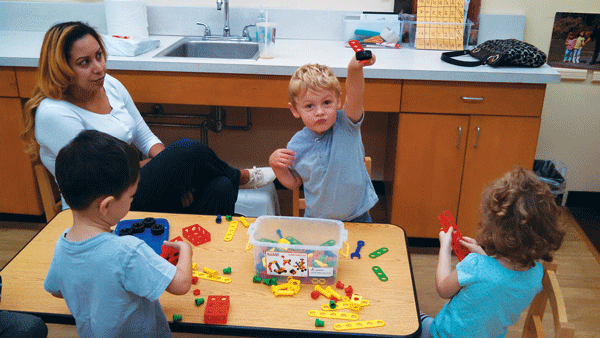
[44,230,176,338]
[431,253,543,338]
[287,109,378,221]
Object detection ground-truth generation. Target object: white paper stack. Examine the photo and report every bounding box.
[101,35,159,57]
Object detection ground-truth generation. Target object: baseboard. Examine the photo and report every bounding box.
[565,191,600,209]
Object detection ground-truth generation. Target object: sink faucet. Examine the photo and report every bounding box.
[216,0,230,37]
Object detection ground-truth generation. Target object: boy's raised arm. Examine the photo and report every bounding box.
[344,54,376,123]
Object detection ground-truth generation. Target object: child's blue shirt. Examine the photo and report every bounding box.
[287,109,378,221]
[44,229,176,338]
[431,253,543,338]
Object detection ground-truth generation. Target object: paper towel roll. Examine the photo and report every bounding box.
[104,0,149,38]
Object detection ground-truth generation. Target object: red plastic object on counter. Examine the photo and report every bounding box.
[182,224,211,246]
[204,295,230,325]
[438,210,470,261]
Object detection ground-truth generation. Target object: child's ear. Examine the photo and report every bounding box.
[289,102,301,118]
[98,196,115,216]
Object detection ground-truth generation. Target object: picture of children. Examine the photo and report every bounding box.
[563,32,576,62]
[572,31,587,63]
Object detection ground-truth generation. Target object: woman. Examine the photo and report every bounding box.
[22,21,275,216]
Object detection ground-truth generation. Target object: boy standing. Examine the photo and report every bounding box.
[44,130,192,337]
[269,55,378,222]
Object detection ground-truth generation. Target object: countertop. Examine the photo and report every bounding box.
[0,30,561,84]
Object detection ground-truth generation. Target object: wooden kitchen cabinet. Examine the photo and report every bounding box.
[386,80,544,238]
[0,67,44,215]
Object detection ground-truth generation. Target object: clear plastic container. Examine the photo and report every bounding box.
[343,14,403,43]
[247,216,347,285]
[406,19,473,50]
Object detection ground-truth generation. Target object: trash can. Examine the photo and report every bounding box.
[533,159,567,205]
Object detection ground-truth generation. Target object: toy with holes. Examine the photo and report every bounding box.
[182,224,211,246]
[438,210,470,261]
[160,236,183,265]
[116,217,168,254]
[204,295,230,325]
[192,266,232,284]
[348,40,372,63]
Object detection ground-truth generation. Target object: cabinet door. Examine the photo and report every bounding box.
[0,98,43,215]
[457,115,541,237]
[389,113,469,238]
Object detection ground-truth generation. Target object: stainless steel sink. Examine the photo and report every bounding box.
[154,37,259,60]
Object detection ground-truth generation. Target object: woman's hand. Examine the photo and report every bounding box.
[459,236,487,256]
[181,189,194,208]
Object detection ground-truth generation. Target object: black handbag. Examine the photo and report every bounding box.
[441,39,547,67]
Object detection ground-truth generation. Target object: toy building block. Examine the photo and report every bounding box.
[344,285,353,297]
[252,275,262,283]
[333,319,385,331]
[204,295,230,325]
[193,268,232,284]
[369,247,389,258]
[192,276,199,285]
[195,298,205,306]
[182,224,211,246]
[315,318,325,327]
[159,240,180,266]
[329,300,337,309]
[193,289,201,296]
[225,215,233,221]
[307,310,359,321]
[438,210,470,261]
[173,314,183,322]
[223,221,238,241]
[223,267,232,274]
[350,240,365,259]
[339,241,350,258]
[314,285,331,298]
[239,216,250,227]
[311,290,321,300]
[372,266,389,282]
[192,263,198,270]
[216,215,222,224]
[325,286,342,301]
[336,281,344,289]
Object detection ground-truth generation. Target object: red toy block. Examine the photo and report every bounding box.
[336,281,344,289]
[204,295,230,325]
[159,238,181,266]
[344,285,353,297]
[438,210,470,261]
[311,291,321,300]
[182,224,211,246]
[193,289,201,296]
[192,276,199,285]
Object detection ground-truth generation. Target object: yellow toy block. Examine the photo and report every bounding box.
[203,267,218,277]
[239,216,250,227]
[339,241,350,258]
[193,270,232,284]
[333,320,385,331]
[325,286,342,300]
[245,241,253,251]
[192,263,198,270]
[223,221,238,241]
[314,285,331,298]
[307,310,359,321]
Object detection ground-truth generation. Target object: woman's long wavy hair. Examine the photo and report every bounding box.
[21,21,106,161]
[476,166,565,268]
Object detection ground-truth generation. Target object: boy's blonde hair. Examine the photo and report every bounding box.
[477,166,565,268]
[288,64,341,108]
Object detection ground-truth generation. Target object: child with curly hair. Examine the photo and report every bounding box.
[419,166,565,338]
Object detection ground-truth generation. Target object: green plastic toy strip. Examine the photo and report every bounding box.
[372,266,388,282]
[369,247,389,258]
[320,239,336,246]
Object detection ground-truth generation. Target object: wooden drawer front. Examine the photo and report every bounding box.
[0,67,19,97]
[402,80,546,117]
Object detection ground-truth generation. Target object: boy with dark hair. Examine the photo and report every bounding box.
[44,130,192,338]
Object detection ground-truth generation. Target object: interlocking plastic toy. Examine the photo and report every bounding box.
[333,319,385,331]
[223,221,238,241]
[195,298,205,306]
[372,266,388,282]
[350,240,365,259]
[173,314,183,322]
[239,216,250,227]
[182,224,211,246]
[204,295,230,325]
[193,289,201,296]
[369,247,389,258]
[315,318,325,327]
[438,210,470,261]
[307,310,359,320]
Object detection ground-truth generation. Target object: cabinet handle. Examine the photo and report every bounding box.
[457,126,462,147]
[462,97,484,101]
[474,126,481,148]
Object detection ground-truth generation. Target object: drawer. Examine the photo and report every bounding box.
[0,67,19,97]
[401,80,546,117]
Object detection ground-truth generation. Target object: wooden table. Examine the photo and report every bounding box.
[0,211,421,337]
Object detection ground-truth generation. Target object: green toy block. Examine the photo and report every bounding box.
[315,318,325,327]
[225,215,233,221]
[253,275,262,283]
[195,298,205,306]
[173,314,183,322]
[223,267,232,274]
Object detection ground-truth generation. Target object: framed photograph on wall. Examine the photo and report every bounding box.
[548,12,600,70]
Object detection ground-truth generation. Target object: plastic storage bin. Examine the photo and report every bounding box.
[406,19,473,50]
[247,216,347,285]
[343,14,403,43]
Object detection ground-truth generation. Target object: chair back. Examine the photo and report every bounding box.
[522,261,575,338]
[292,157,372,217]
[34,163,62,222]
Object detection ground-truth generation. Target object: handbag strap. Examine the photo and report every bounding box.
[441,50,485,67]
